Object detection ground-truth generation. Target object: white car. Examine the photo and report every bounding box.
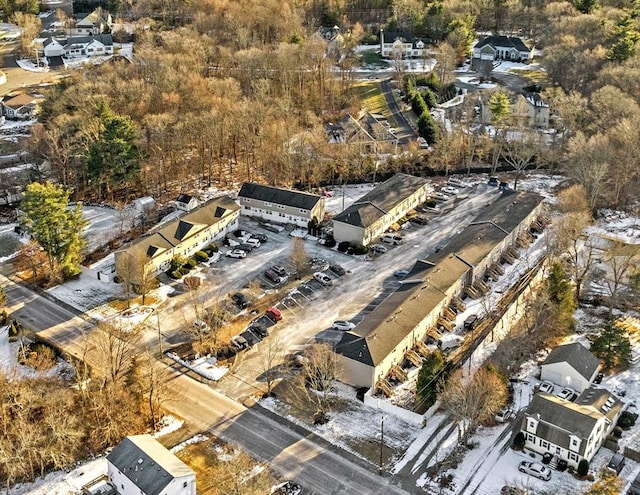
[382,234,404,245]
[518,461,551,481]
[442,186,460,195]
[558,387,577,401]
[332,320,355,331]
[313,272,333,286]
[226,249,247,259]
[539,381,554,394]
[369,244,387,254]
[495,406,514,423]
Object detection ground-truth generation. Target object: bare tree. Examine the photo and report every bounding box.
[290,237,308,279]
[293,343,339,424]
[502,129,542,190]
[259,338,283,396]
[439,368,508,445]
[115,253,137,308]
[90,321,142,391]
[13,241,48,286]
[601,240,640,314]
[12,13,41,57]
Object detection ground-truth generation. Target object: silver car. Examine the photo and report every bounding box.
[518,461,551,481]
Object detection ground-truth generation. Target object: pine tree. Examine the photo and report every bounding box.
[20,182,88,280]
[590,321,631,370]
[416,350,445,409]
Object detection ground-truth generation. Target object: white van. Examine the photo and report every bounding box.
[437,334,464,351]
[381,234,404,245]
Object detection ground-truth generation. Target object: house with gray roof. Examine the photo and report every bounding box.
[335,189,545,390]
[107,434,195,495]
[379,30,429,58]
[540,342,601,393]
[332,173,432,246]
[237,182,325,228]
[175,193,198,212]
[471,35,531,73]
[43,34,114,59]
[521,389,624,469]
[72,9,113,35]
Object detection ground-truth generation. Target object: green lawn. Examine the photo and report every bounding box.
[509,67,548,85]
[352,80,394,120]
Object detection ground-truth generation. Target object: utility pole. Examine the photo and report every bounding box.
[379,415,386,475]
[156,312,163,358]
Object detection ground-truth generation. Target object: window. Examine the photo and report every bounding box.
[527,434,535,443]
[299,209,307,214]
[183,481,188,488]
[277,205,285,210]
[242,198,250,203]
[263,202,272,207]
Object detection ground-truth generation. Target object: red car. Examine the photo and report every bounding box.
[266,307,282,322]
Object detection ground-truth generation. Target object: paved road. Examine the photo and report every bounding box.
[0,271,412,494]
[380,77,416,144]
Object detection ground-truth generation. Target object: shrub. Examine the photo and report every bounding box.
[194,251,209,262]
[337,241,350,253]
[0,310,7,326]
[170,255,186,271]
[513,432,525,449]
[426,200,437,208]
[178,266,191,275]
[169,270,181,279]
[577,459,589,477]
[324,238,336,248]
[618,410,637,428]
[613,426,623,438]
[184,259,197,269]
[183,276,201,291]
[352,245,368,255]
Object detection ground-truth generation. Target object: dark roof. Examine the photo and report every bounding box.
[333,173,431,228]
[475,35,530,52]
[176,193,194,204]
[542,342,600,381]
[238,182,322,210]
[64,34,113,47]
[381,31,413,43]
[43,37,61,47]
[174,220,195,241]
[107,435,194,495]
[522,390,624,454]
[336,190,544,367]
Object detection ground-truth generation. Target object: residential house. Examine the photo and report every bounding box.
[540,342,601,393]
[332,173,432,246]
[1,93,43,119]
[521,390,624,469]
[471,35,531,73]
[43,34,114,58]
[72,9,113,35]
[107,434,196,495]
[114,196,239,283]
[380,30,428,58]
[175,193,199,212]
[516,93,550,129]
[317,26,345,61]
[335,190,545,390]
[327,112,398,154]
[237,182,325,228]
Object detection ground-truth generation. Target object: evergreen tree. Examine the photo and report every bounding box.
[608,15,640,63]
[546,261,577,333]
[590,321,631,370]
[20,182,88,280]
[418,111,439,143]
[488,91,511,126]
[416,350,445,409]
[87,100,140,200]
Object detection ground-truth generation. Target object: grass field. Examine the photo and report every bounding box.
[351,80,395,122]
[508,67,548,84]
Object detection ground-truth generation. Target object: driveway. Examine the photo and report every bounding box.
[381,77,417,144]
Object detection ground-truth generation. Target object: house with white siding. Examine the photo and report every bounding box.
[335,190,545,390]
[379,30,429,58]
[540,342,600,393]
[332,173,432,247]
[521,390,624,469]
[107,435,196,495]
[237,182,325,228]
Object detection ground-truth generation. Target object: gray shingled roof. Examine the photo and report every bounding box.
[542,342,600,381]
[64,34,113,47]
[332,173,431,228]
[238,182,322,210]
[176,193,194,204]
[475,35,530,52]
[336,190,543,366]
[522,390,624,455]
[381,31,413,43]
[107,435,194,495]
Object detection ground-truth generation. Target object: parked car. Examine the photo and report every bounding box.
[231,292,250,309]
[495,406,514,423]
[409,215,429,225]
[226,249,247,259]
[240,329,262,346]
[265,269,285,284]
[271,265,288,277]
[248,324,269,338]
[237,243,255,252]
[394,269,410,279]
[463,314,479,331]
[488,176,499,186]
[441,186,460,195]
[628,469,640,495]
[265,307,282,322]
[432,192,450,201]
[332,320,355,331]
[329,264,346,276]
[558,387,577,401]
[223,237,240,247]
[313,272,333,286]
[270,481,302,495]
[447,178,467,188]
[518,461,551,481]
[251,233,268,243]
[606,453,626,475]
[233,229,250,238]
[381,233,404,245]
[244,237,261,248]
[369,244,387,254]
[231,335,249,350]
[538,381,554,394]
[437,334,464,351]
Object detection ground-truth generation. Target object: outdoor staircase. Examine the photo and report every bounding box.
[507,246,521,259]
[390,365,408,382]
[474,279,491,295]
[485,267,501,282]
[414,340,431,357]
[490,262,505,275]
[442,307,457,321]
[437,317,456,331]
[548,457,558,470]
[376,379,394,397]
[450,296,466,312]
[501,252,516,264]
[464,286,480,299]
[405,349,423,367]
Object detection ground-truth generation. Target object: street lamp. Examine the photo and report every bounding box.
[379,414,386,475]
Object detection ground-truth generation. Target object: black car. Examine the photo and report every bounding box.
[265,269,284,284]
[329,264,346,276]
[249,324,269,338]
[240,329,262,346]
[270,265,287,277]
[251,233,268,243]
[409,215,429,225]
[231,292,250,309]
[237,243,255,252]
